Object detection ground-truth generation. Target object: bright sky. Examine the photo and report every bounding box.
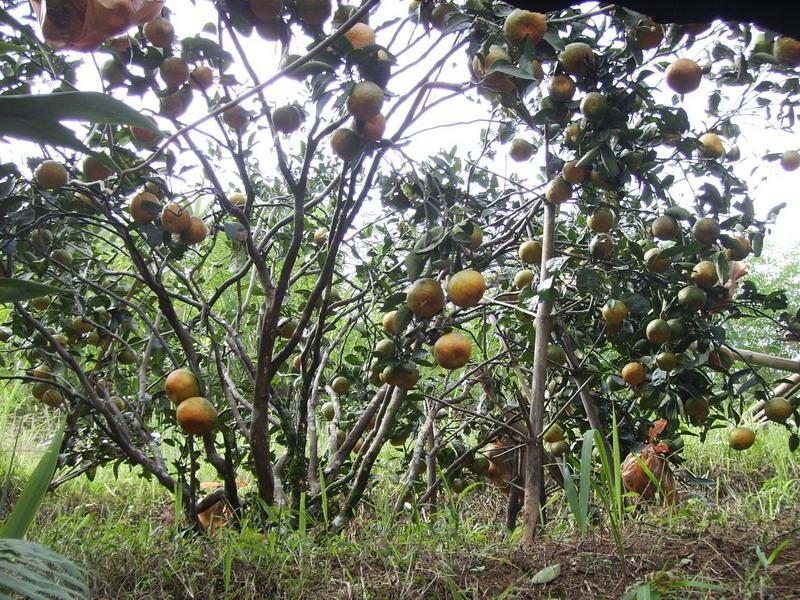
[16,1,800,258]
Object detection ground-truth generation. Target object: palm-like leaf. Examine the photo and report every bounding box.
[0,538,89,599]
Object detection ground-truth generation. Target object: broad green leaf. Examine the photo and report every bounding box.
[0,278,66,304]
[0,422,64,538]
[531,563,560,584]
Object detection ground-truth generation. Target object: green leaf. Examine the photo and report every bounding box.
[0,278,66,304]
[0,538,89,599]
[0,421,64,538]
[0,117,92,155]
[531,563,560,584]
[0,92,159,132]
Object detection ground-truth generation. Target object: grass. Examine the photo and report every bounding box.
[2,403,799,599]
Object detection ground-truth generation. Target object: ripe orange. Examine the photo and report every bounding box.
[562,160,587,184]
[176,396,218,434]
[344,22,375,49]
[375,339,396,357]
[589,169,613,190]
[165,368,201,404]
[433,331,472,369]
[143,17,175,48]
[518,240,542,265]
[250,0,283,21]
[656,351,678,371]
[228,192,246,207]
[471,45,515,94]
[589,234,614,259]
[779,150,800,172]
[313,227,328,245]
[665,58,702,94]
[699,133,724,159]
[651,215,680,240]
[774,37,800,68]
[407,278,445,318]
[161,203,192,234]
[546,176,572,204]
[632,20,663,49]
[644,247,670,273]
[35,160,68,189]
[558,42,593,76]
[728,427,755,450]
[692,217,720,246]
[725,235,751,260]
[347,81,384,120]
[382,310,397,335]
[587,207,614,232]
[580,92,608,121]
[189,66,214,91]
[358,113,386,143]
[447,269,486,308]
[179,216,208,245]
[129,191,162,223]
[691,261,718,289]
[503,9,546,46]
[159,56,190,87]
[601,299,627,324]
[646,319,671,345]
[684,396,709,423]
[330,127,363,161]
[160,89,191,119]
[382,361,420,390]
[222,105,249,129]
[621,362,646,386]
[509,138,534,162]
[296,0,332,27]
[82,156,111,182]
[548,74,576,103]
[41,388,63,408]
[272,105,302,134]
[131,117,160,146]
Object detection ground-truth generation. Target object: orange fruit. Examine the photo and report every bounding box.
[331,376,350,394]
[665,58,702,94]
[684,396,709,423]
[562,160,587,184]
[558,42,593,76]
[330,127,362,161]
[699,133,724,159]
[546,176,572,204]
[159,56,190,87]
[228,192,246,207]
[646,319,671,345]
[509,138,534,162]
[344,22,375,49]
[179,217,208,245]
[471,45,514,94]
[296,0,332,27]
[656,351,678,371]
[160,89,191,119]
[725,235,751,260]
[131,116,160,146]
[250,0,283,21]
[514,269,534,289]
[375,339,396,357]
[406,278,445,318]
[433,331,472,369]
[677,286,707,311]
[82,156,111,182]
[313,227,328,244]
[621,362,646,386]
[503,9,546,46]
[165,368,201,405]
[691,261,718,289]
[347,81,384,120]
[382,310,397,335]
[101,60,127,86]
[129,191,162,223]
[50,248,73,268]
[632,20,663,49]
[692,217,720,246]
[273,105,302,134]
[651,215,680,240]
[589,234,614,259]
[580,92,608,121]
[587,207,614,232]
[763,398,793,422]
[143,17,175,48]
[34,160,69,190]
[774,37,800,68]
[278,318,299,339]
[41,388,63,408]
[728,427,755,451]
[358,113,386,143]
[382,361,420,390]
[518,240,542,265]
[548,74,576,103]
[161,203,192,234]
[547,345,567,365]
[222,105,249,130]
[779,150,800,172]
[601,299,627,324]
[447,269,486,308]
[543,423,564,443]
[189,66,214,91]
[176,396,218,434]
[644,247,670,273]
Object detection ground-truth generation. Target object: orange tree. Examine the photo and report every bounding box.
[0,0,798,539]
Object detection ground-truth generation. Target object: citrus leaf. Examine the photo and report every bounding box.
[0,278,66,304]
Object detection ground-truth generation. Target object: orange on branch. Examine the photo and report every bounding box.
[406,278,445,318]
[433,331,472,370]
[447,269,486,308]
[165,368,201,405]
[176,396,218,435]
